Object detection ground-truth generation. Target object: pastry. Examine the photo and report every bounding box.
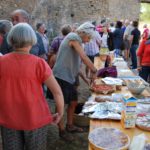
[89,127,130,150]
[90,83,115,94]
[136,114,150,131]
[95,96,112,102]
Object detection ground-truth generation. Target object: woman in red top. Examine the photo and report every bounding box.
[0,23,64,150]
[137,37,150,82]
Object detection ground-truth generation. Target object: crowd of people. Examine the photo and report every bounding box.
[0,8,150,150]
[95,18,150,82]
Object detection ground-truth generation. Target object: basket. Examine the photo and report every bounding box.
[73,103,90,127]
[73,113,89,127]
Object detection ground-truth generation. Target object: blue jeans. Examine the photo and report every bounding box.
[139,66,150,82]
[130,44,138,69]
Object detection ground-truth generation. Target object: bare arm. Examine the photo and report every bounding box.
[69,40,97,73]
[137,56,142,71]
[44,75,64,123]
[48,54,57,68]
[137,56,141,67]
[79,68,90,86]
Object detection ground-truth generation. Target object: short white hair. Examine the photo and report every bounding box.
[7,23,37,48]
[76,22,95,37]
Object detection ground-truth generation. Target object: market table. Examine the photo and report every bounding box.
[89,119,150,150]
[88,56,150,150]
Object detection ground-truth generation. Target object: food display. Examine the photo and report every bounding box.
[120,76,149,87]
[95,95,112,102]
[136,102,150,114]
[137,98,150,104]
[136,114,150,131]
[117,69,134,77]
[89,127,130,150]
[87,55,150,150]
[90,83,115,94]
[101,77,123,85]
[82,102,123,120]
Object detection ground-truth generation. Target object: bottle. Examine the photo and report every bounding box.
[104,55,111,67]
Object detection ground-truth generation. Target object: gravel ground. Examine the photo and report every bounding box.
[46,74,91,150]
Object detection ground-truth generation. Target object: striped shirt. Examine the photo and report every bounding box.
[84,31,101,56]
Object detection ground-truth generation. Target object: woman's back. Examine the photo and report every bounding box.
[0,53,52,130]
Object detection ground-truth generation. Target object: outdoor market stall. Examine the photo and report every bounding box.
[84,55,150,150]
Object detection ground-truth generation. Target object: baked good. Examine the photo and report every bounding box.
[90,83,115,94]
[89,127,130,150]
[136,114,150,131]
[95,96,112,102]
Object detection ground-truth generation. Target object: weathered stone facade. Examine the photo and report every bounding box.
[0,0,141,35]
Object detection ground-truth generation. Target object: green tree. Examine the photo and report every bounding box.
[140,3,150,22]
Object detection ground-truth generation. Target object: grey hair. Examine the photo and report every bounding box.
[12,9,30,23]
[76,22,95,37]
[0,20,13,34]
[7,23,37,48]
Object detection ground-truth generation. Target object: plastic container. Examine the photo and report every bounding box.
[127,82,145,95]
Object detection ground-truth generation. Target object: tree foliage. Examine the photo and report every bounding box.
[140,3,150,22]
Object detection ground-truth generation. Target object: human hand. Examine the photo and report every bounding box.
[52,113,62,125]
[137,66,142,72]
[90,70,97,80]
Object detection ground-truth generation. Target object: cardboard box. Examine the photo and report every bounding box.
[121,97,137,128]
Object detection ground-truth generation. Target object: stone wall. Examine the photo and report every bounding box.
[0,0,141,36]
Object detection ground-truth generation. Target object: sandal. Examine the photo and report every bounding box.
[66,125,84,133]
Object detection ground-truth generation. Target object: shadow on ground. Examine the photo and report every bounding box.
[47,124,88,150]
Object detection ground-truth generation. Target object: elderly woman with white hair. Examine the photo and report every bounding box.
[0,23,64,150]
[52,22,97,140]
